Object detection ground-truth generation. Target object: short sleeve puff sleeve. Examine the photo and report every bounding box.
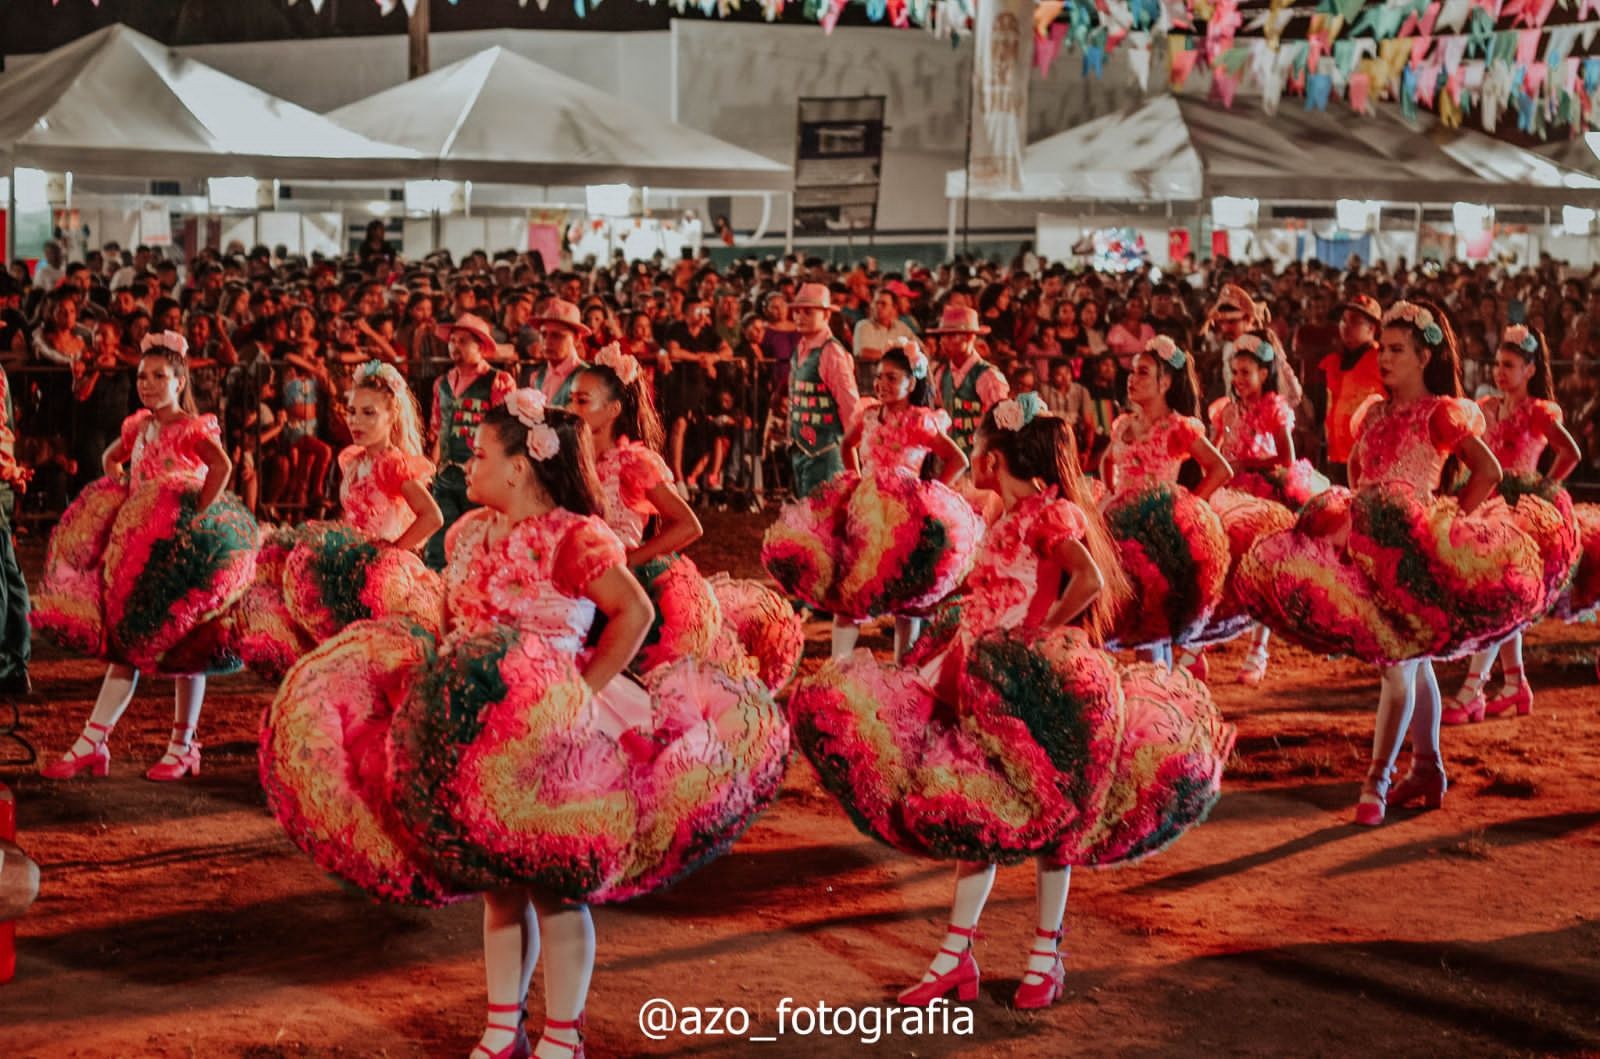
[1166,415,1206,457]
[617,444,673,514]
[551,516,627,598]
[1025,498,1088,559]
[1427,397,1483,453]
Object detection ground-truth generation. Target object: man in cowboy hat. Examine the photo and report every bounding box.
[1199,282,1260,403]
[424,311,515,569]
[527,298,590,408]
[786,282,861,499]
[1317,293,1384,485]
[926,304,1009,462]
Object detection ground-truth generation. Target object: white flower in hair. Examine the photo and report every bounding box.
[526,423,561,462]
[504,387,561,461]
[1502,324,1538,353]
[595,342,641,385]
[139,330,189,358]
[1146,335,1186,369]
[993,399,1026,432]
[1383,301,1444,345]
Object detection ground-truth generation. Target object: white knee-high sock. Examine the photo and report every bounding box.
[893,617,923,662]
[72,665,140,755]
[1371,661,1419,786]
[1408,660,1443,773]
[1029,863,1071,977]
[481,890,534,1053]
[830,619,860,660]
[920,861,997,980]
[533,903,594,1055]
[1498,634,1526,690]
[169,676,205,752]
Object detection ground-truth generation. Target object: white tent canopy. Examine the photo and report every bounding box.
[946,94,1600,208]
[328,46,792,193]
[0,24,418,180]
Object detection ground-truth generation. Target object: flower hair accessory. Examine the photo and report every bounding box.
[1383,301,1445,346]
[1234,333,1276,363]
[594,342,641,385]
[139,331,189,358]
[1502,324,1539,355]
[355,360,405,392]
[1146,335,1187,370]
[891,338,930,380]
[503,388,561,462]
[993,391,1047,431]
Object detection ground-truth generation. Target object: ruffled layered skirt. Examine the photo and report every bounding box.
[1231,461,1330,509]
[261,619,791,905]
[762,469,983,623]
[1193,488,1297,646]
[1237,481,1572,666]
[1552,501,1600,622]
[788,627,1233,867]
[32,476,257,675]
[1102,483,1230,650]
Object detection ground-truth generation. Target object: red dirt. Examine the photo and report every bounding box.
[3,515,1599,1058]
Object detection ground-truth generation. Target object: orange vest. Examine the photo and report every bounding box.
[1320,344,1383,463]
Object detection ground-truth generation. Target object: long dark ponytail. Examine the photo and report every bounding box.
[482,405,602,517]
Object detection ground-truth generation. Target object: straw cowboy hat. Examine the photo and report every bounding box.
[1208,283,1259,322]
[924,305,991,335]
[529,298,593,337]
[790,283,839,313]
[1341,294,1383,326]
[436,312,498,352]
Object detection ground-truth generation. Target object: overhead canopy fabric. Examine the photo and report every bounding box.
[946,95,1600,208]
[0,24,418,180]
[328,46,792,192]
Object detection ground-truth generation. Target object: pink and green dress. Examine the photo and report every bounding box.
[231,445,446,681]
[1101,410,1230,649]
[1479,395,1596,621]
[32,410,257,675]
[788,490,1234,866]
[1207,392,1329,508]
[260,506,790,907]
[1200,393,1327,645]
[1237,396,1571,665]
[598,439,803,692]
[762,401,983,622]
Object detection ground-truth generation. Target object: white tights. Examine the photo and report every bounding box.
[1369,659,1443,792]
[68,665,205,759]
[917,860,1071,983]
[479,889,593,1057]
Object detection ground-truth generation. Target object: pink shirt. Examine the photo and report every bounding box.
[803,332,862,434]
[1479,395,1562,477]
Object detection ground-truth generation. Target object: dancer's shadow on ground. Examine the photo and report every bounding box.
[1324,809,1600,877]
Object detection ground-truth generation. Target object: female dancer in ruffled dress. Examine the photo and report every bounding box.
[1446,324,1585,724]
[1238,302,1568,825]
[37,331,256,781]
[1100,337,1232,668]
[230,361,445,679]
[570,344,804,690]
[259,391,788,1059]
[762,342,982,661]
[1203,331,1328,685]
[789,394,1232,1011]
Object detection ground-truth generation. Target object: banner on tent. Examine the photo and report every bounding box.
[968,0,1031,194]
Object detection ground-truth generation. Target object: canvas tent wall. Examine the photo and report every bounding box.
[945,95,1600,208]
[327,46,791,192]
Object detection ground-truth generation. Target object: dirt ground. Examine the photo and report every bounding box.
[2,510,1599,1058]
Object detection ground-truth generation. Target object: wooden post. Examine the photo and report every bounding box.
[408,1,431,80]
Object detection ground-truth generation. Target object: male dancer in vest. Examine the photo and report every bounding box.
[425,313,515,569]
[527,298,590,408]
[928,305,1009,461]
[787,283,860,499]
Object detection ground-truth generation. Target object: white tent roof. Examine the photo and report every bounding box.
[328,47,791,192]
[0,24,419,180]
[947,94,1600,208]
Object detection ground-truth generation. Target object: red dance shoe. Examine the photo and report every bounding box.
[1483,669,1532,718]
[145,732,202,782]
[533,1014,584,1059]
[1441,677,1486,727]
[899,924,980,1006]
[472,1003,531,1059]
[1387,766,1447,812]
[40,722,113,780]
[1013,927,1066,1010]
[1353,766,1392,827]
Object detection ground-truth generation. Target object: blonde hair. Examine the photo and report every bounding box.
[352,361,425,457]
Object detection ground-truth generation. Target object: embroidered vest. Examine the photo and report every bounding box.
[535,359,586,408]
[438,371,500,467]
[942,361,993,456]
[788,340,845,456]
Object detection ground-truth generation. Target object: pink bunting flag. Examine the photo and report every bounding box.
[1417,61,1441,105]
[1212,65,1241,107]
[1472,0,1503,17]
[1106,26,1128,53]
[1516,28,1542,66]
[1171,47,1201,87]
[1349,71,1372,113]
[1034,23,1068,75]
[1517,0,1556,27]
[1411,35,1434,64]
[1526,60,1548,95]
[1581,0,1600,18]
[1446,63,1468,101]
[1420,1,1441,34]
[820,0,846,32]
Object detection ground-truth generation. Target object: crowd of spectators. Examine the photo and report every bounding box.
[4,225,1600,531]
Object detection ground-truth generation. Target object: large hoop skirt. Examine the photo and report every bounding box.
[1103,483,1230,650]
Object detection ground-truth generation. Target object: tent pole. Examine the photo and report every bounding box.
[1412,202,1423,264]
[961,39,975,257]
[4,163,15,269]
[408,1,431,80]
[946,196,957,262]
[784,192,794,256]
